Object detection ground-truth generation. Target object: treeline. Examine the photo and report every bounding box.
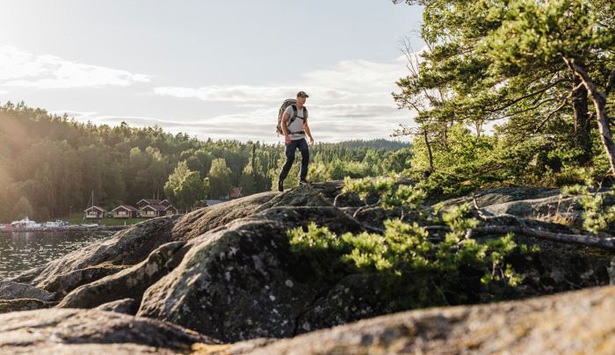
[0,102,411,222]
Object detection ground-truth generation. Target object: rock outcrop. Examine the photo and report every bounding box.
[0,308,218,354]
[1,182,614,351]
[239,285,615,354]
[0,281,53,301]
[137,194,367,341]
[95,298,139,315]
[58,241,186,309]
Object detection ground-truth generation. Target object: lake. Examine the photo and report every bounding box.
[0,230,114,279]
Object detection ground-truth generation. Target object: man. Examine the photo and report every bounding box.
[278,91,315,192]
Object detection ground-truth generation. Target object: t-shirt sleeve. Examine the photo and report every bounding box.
[284,106,293,116]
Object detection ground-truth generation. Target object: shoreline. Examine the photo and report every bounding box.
[0,225,130,234]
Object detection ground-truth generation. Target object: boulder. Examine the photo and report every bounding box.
[240,285,615,354]
[0,281,53,301]
[171,191,277,241]
[435,187,615,230]
[58,241,186,309]
[0,308,219,354]
[40,263,129,300]
[0,298,52,314]
[137,204,366,342]
[435,186,561,210]
[95,298,139,315]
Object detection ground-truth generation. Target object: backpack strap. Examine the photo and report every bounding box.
[288,104,298,126]
[287,104,306,135]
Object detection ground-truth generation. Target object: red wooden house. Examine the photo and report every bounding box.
[84,206,106,219]
[140,204,167,218]
[229,187,243,199]
[111,205,139,219]
[165,205,179,216]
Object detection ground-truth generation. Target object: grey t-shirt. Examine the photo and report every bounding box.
[284,105,306,140]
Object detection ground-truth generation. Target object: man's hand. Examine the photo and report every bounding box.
[309,137,314,145]
[285,135,291,145]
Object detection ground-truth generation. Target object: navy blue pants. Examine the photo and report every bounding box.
[279,138,309,182]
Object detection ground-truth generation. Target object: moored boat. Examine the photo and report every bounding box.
[10,217,43,230]
[44,220,69,228]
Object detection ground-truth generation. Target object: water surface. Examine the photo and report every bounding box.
[0,230,112,279]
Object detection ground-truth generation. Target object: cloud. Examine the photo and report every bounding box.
[302,57,407,94]
[151,56,409,105]
[58,55,417,143]
[310,103,400,118]
[153,85,354,103]
[0,46,150,89]
[48,110,98,119]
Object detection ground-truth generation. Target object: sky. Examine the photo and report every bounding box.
[0,0,424,143]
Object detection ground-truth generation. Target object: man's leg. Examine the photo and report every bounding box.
[278,140,297,190]
[298,138,310,183]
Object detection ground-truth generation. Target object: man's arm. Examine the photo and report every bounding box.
[281,113,291,145]
[303,120,314,145]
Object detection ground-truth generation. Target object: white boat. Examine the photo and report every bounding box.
[80,223,99,228]
[11,217,43,229]
[44,220,69,228]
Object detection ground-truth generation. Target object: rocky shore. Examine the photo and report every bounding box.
[1,181,614,353]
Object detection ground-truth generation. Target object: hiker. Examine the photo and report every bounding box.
[277,91,315,191]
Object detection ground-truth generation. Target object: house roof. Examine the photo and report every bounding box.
[141,204,166,212]
[112,205,139,212]
[164,205,177,211]
[84,206,105,212]
[137,199,162,206]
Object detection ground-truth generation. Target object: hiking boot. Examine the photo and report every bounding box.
[278,179,284,192]
[299,179,309,186]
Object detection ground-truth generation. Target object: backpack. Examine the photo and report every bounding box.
[276,99,308,135]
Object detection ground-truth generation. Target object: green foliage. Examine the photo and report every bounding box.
[203,177,210,200]
[398,121,615,198]
[164,161,204,211]
[394,0,615,192]
[269,144,409,191]
[208,158,233,199]
[562,184,615,234]
[484,0,615,72]
[175,171,204,211]
[288,203,532,308]
[343,176,426,211]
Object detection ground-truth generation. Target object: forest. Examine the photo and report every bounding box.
[0,101,410,222]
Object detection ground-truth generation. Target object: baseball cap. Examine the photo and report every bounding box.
[297,91,309,98]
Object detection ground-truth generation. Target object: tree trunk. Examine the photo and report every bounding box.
[592,93,615,173]
[566,59,615,175]
[572,75,591,164]
[423,128,434,174]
